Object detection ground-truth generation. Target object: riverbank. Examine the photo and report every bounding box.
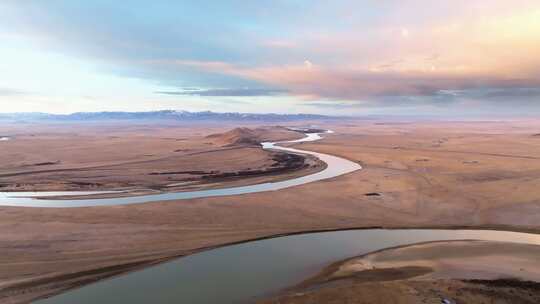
[0,129,341,207]
[3,226,540,304]
[261,240,540,303]
[0,124,323,194]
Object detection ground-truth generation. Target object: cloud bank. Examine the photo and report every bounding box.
[1,0,539,115]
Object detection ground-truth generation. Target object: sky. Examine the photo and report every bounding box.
[1,0,539,116]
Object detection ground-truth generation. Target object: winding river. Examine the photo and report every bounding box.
[36,229,540,304]
[4,130,540,303]
[0,131,361,207]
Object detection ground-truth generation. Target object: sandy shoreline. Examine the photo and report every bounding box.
[261,240,540,303]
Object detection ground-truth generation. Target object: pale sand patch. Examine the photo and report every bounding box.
[336,240,540,281]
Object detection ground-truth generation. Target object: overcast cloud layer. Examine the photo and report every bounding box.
[0,1,539,116]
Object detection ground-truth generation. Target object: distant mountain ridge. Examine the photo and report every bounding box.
[0,110,331,122]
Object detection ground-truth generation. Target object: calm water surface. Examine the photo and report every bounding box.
[36,229,540,304]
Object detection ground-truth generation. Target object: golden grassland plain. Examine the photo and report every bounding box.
[1,119,540,303]
[0,123,322,193]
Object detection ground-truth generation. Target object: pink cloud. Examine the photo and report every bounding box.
[155,2,540,100]
[163,59,540,100]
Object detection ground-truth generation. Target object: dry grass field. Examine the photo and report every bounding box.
[1,119,540,303]
[0,122,319,193]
